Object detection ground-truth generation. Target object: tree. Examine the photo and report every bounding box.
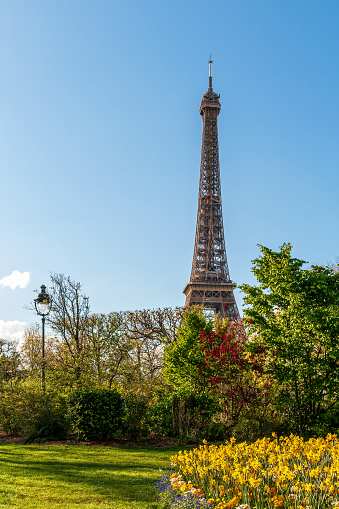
[41,271,183,391]
[47,273,90,385]
[84,312,132,389]
[163,309,212,393]
[329,256,339,274]
[20,325,57,375]
[199,320,269,430]
[0,338,21,383]
[240,243,339,436]
[122,307,182,346]
[121,307,183,394]
[163,310,270,432]
[46,273,181,391]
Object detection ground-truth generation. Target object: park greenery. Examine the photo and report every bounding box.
[0,244,338,445]
[241,243,339,437]
[0,442,177,508]
[1,243,339,509]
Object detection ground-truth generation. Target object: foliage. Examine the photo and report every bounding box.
[199,320,270,431]
[23,400,70,443]
[0,379,39,436]
[240,243,339,436]
[68,388,123,440]
[122,307,183,345]
[0,378,69,441]
[151,391,220,439]
[171,434,339,508]
[163,310,270,434]
[0,338,21,384]
[121,392,151,439]
[328,255,339,274]
[231,386,286,442]
[119,307,183,395]
[163,310,213,393]
[45,273,181,393]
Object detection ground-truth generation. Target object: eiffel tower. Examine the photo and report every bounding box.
[183,59,239,319]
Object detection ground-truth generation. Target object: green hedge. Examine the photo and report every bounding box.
[68,389,123,440]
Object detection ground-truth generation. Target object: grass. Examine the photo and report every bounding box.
[0,442,183,509]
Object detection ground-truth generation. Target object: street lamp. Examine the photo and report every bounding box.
[34,284,52,392]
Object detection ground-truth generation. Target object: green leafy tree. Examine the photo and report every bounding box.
[163,309,212,393]
[240,243,339,436]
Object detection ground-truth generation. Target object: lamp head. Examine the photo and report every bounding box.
[34,284,52,316]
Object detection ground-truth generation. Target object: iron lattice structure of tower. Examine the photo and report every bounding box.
[183,60,239,319]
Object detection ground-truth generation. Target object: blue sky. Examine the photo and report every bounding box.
[1,0,339,340]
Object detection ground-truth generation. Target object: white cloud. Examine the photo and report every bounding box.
[0,270,30,290]
[0,320,28,343]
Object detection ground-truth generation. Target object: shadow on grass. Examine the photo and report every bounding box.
[0,445,185,505]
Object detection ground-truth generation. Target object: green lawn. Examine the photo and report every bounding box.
[0,443,182,509]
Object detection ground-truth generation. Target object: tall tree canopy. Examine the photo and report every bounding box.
[240,243,339,435]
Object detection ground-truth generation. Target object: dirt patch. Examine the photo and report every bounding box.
[0,432,197,448]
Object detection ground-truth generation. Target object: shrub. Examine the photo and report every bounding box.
[202,421,231,442]
[68,388,123,441]
[24,403,69,443]
[151,391,220,439]
[0,379,70,441]
[121,393,150,439]
[232,393,288,442]
[0,383,28,436]
[302,403,339,438]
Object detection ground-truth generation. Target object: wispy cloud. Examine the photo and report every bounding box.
[0,270,30,290]
[0,320,28,342]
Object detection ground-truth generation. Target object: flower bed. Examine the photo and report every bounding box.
[154,472,211,508]
[161,434,339,509]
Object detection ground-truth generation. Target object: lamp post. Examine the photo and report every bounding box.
[34,285,52,392]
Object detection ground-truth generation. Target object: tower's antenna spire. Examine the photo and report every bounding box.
[209,54,213,90]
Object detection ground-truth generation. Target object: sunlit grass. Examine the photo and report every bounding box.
[0,443,181,509]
